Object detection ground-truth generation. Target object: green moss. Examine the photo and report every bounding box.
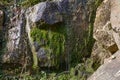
[87,0,103,55]
[30,24,66,68]
[0,0,13,5]
[32,47,39,71]
[20,0,52,8]
[86,0,103,71]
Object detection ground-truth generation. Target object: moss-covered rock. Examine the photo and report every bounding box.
[30,24,66,68]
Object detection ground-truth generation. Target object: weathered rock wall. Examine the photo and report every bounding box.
[88,0,120,80]
[91,0,114,65]
[0,0,101,74]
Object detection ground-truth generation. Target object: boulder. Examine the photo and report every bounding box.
[91,0,118,64]
[110,0,120,50]
[26,0,68,67]
[89,0,120,79]
[28,0,68,24]
[88,50,120,80]
[1,9,28,64]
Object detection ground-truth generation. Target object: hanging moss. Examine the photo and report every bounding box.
[30,24,66,68]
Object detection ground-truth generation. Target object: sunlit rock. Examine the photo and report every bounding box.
[91,0,118,65]
[88,50,120,80]
[89,0,120,79]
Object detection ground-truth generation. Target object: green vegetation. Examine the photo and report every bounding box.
[0,0,104,79]
[0,66,92,80]
[87,0,103,53]
[21,0,52,8]
[87,0,103,70]
[30,23,66,68]
[0,0,14,6]
[0,0,10,4]
[0,31,6,79]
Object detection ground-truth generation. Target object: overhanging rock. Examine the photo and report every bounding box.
[28,0,68,24]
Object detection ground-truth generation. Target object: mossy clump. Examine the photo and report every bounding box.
[30,27,65,67]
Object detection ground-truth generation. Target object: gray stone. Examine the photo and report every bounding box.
[110,0,120,50]
[88,50,120,80]
[92,42,111,64]
[1,9,25,63]
[28,0,68,24]
[37,48,51,66]
[26,0,69,67]
[92,0,117,65]
[33,42,40,51]
[89,0,120,79]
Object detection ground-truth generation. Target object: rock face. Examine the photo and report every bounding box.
[91,0,118,64]
[26,0,68,67]
[89,0,120,80]
[110,0,120,50]
[68,0,89,64]
[25,0,89,68]
[1,9,25,63]
[1,8,32,65]
[1,0,90,69]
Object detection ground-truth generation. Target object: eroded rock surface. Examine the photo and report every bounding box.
[91,0,118,64]
[26,0,68,67]
[89,0,120,80]
[88,50,120,80]
[110,0,120,50]
[1,9,25,63]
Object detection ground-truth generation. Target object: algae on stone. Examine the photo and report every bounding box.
[30,23,66,68]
